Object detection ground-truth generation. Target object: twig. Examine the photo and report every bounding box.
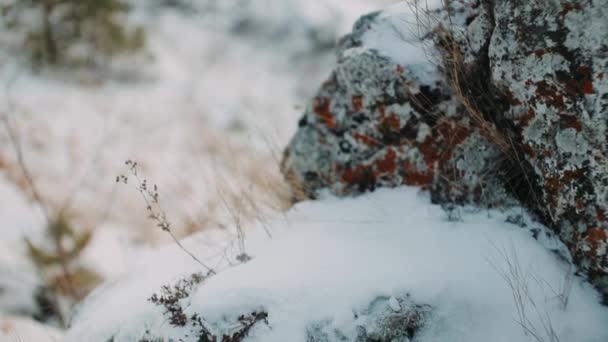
[119,160,215,274]
[1,85,78,312]
[487,242,561,342]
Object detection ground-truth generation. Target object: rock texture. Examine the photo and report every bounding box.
[488,0,608,300]
[281,8,516,208]
[282,0,608,299]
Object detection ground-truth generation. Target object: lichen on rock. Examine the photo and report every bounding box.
[281,0,608,299]
[487,0,608,299]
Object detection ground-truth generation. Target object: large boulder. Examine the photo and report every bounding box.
[281,0,608,299]
[486,0,608,300]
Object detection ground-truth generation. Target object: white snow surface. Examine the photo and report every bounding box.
[0,315,63,342]
[66,188,608,342]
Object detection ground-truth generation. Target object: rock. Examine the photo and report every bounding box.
[485,0,608,301]
[306,295,431,342]
[281,7,515,209]
[281,0,608,299]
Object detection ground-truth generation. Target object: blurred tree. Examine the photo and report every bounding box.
[1,0,144,68]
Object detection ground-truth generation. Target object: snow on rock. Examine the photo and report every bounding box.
[66,188,608,342]
[281,0,608,299]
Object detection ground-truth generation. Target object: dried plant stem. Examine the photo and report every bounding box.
[121,161,215,275]
[1,114,51,221]
[487,243,561,342]
[1,111,78,306]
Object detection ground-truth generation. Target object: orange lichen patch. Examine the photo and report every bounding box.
[377,113,402,144]
[505,89,522,105]
[559,115,583,131]
[534,49,546,58]
[352,95,364,112]
[582,81,594,95]
[403,162,434,186]
[381,113,401,131]
[432,121,471,164]
[562,65,595,96]
[545,176,561,196]
[417,137,441,168]
[535,81,566,109]
[586,227,608,256]
[340,165,376,189]
[313,96,336,129]
[560,2,582,17]
[545,169,585,203]
[597,207,606,222]
[543,149,553,158]
[378,104,387,120]
[353,132,380,147]
[522,143,537,158]
[376,148,397,173]
[413,120,471,174]
[576,198,585,211]
[563,168,585,182]
[515,107,536,126]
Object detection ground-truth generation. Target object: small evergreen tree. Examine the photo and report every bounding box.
[1,0,144,68]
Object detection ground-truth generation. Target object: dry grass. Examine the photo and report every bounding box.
[401,0,551,222]
[487,242,571,342]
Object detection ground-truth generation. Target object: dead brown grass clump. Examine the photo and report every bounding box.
[404,0,548,219]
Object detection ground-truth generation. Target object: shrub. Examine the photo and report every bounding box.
[1,0,144,69]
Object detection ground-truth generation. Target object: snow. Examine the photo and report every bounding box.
[361,1,443,66]
[0,176,47,318]
[66,187,608,342]
[0,316,63,342]
[388,296,401,312]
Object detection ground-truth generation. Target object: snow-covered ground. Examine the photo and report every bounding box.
[0,0,398,339]
[66,188,608,342]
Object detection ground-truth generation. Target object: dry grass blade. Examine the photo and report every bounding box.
[487,242,561,342]
[119,160,215,275]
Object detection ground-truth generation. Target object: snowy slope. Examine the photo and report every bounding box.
[66,187,608,342]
